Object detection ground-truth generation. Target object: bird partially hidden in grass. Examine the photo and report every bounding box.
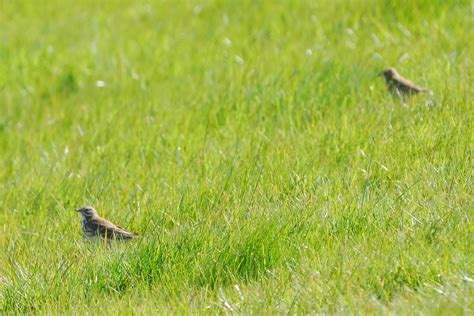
[75,206,137,242]
[379,67,429,99]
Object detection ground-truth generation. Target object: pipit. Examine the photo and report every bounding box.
[75,206,137,242]
[379,67,428,98]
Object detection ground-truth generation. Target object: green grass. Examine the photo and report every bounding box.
[0,0,473,314]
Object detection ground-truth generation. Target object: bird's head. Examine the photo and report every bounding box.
[75,206,98,219]
[379,67,398,80]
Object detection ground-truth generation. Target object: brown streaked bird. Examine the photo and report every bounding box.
[75,206,137,242]
[379,67,428,98]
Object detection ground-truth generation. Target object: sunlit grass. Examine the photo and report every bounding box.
[0,0,473,314]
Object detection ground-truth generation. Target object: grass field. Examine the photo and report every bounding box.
[1,0,473,314]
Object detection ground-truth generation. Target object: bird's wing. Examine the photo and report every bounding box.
[396,76,426,93]
[92,218,137,239]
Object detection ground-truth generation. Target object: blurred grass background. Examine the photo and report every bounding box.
[0,0,473,313]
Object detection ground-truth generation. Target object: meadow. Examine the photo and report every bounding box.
[0,0,473,314]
